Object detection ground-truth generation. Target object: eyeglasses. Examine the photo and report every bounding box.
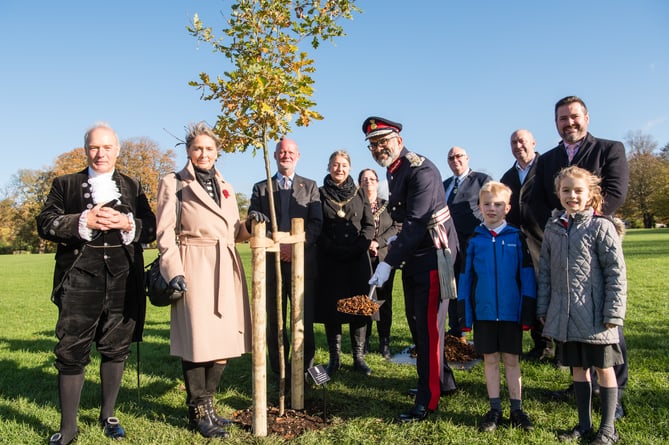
[448,153,466,161]
[367,135,397,151]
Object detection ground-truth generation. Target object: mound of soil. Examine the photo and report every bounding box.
[233,405,328,439]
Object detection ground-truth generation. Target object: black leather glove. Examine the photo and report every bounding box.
[246,210,270,231]
[169,275,188,292]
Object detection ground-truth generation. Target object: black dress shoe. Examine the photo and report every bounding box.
[100,417,126,440]
[48,430,78,445]
[396,404,432,423]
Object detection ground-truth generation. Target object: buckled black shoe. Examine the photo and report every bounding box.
[48,431,78,445]
[396,404,432,423]
[589,429,619,445]
[479,409,502,432]
[100,417,126,440]
[558,425,594,442]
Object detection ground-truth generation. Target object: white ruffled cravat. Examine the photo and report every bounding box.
[88,170,121,205]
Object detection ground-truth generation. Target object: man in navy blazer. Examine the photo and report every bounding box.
[249,138,323,381]
[443,146,492,340]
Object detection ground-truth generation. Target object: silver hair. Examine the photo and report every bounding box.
[84,121,119,149]
[185,121,221,150]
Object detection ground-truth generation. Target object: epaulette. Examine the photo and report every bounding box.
[406,152,424,167]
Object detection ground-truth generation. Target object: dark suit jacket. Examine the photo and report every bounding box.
[249,173,323,250]
[36,168,156,340]
[532,133,629,228]
[443,170,492,249]
[500,156,542,268]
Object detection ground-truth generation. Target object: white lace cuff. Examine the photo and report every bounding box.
[121,212,136,245]
[78,210,94,241]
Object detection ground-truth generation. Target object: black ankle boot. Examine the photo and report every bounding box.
[188,402,230,438]
[325,328,341,376]
[352,325,371,376]
[204,398,234,427]
[379,336,391,359]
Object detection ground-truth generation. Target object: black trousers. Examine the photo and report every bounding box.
[54,265,135,374]
[402,258,444,411]
[265,256,316,374]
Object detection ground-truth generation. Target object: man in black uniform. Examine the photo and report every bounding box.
[37,123,156,445]
[364,116,458,422]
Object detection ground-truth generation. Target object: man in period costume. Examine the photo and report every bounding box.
[37,123,156,445]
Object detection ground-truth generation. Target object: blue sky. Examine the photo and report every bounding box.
[1,0,667,198]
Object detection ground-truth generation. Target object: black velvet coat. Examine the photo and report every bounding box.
[36,168,156,341]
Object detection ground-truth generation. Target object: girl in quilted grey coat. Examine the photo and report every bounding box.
[537,166,626,445]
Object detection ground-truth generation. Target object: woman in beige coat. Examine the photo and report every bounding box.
[156,122,267,438]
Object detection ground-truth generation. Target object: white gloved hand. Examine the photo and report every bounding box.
[386,235,397,246]
[369,261,392,287]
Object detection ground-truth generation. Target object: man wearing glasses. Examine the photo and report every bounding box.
[364,116,458,423]
[443,147,492,343]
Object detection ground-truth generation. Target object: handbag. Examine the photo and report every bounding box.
[146,173,183,307]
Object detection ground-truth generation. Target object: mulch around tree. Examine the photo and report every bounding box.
[232,404,328,439]
[232,337,481,439]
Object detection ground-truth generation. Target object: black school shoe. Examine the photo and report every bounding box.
[479,409,502,432]
[510,409,534,431]
[589,429,619,445]
[558,425,595,442]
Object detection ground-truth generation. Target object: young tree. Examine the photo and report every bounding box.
[188,0,360,423]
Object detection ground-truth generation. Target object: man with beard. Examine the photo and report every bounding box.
[364,116,458,423]
[532,96,629,422]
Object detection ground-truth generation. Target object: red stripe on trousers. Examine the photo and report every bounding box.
[426,269,442,411]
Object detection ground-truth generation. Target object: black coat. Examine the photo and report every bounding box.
[36,168,156,341]
[385,148,459,267]
[532,132,629,227]
[316,182,375,324]
[500,156,543,268]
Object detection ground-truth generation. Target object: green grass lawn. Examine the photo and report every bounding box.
[0,229,667,444]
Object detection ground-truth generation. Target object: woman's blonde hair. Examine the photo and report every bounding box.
[554,165,604,213]
[327,150,351,170]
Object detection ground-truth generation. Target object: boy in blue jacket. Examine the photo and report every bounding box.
[457,181,536,432]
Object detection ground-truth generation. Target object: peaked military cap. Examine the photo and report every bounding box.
[362,116,403,140]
